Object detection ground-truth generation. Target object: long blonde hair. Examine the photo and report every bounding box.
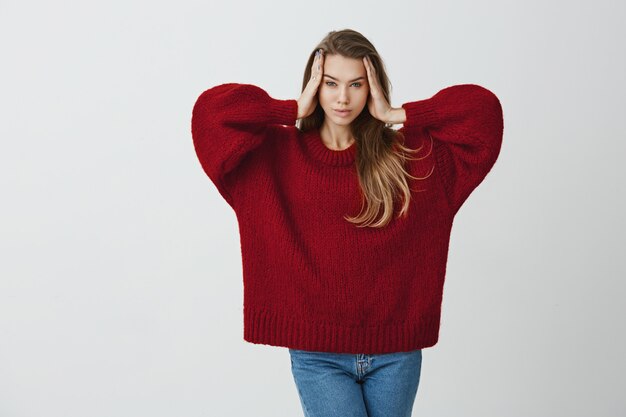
[297,29,434,228]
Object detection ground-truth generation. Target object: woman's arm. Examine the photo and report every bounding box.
[191,83,298,207]
[399,84,504,215]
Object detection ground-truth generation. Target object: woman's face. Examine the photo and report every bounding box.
[318,54,370,127]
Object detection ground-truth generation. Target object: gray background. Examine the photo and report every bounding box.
[1,0,624,416]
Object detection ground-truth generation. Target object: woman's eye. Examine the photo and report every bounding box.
[325,82,362,87]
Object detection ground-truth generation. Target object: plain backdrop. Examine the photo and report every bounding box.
[1,0,624,416]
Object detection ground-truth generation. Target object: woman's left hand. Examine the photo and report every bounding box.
[363,56,393,123]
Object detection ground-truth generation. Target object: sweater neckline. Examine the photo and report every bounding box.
[304,128,357,167]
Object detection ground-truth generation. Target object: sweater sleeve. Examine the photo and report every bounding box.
[191,83,298,207]
[400,84,504,215]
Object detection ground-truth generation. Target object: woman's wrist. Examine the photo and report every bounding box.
[385,107,407,125]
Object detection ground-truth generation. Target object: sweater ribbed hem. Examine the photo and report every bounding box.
[243,306,440,354]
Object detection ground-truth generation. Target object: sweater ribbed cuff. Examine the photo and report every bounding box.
[401,98,441,129]
[268,98,298,127]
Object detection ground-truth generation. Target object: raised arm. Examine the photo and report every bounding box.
[399,84,504,215]
[191,83,298,207]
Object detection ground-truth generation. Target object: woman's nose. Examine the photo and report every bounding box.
[338,87,350,102]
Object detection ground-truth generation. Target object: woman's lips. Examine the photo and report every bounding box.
[334,109,351,117]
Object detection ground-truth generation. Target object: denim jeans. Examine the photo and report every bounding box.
[289,348,423,417]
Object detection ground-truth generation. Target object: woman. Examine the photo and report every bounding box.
[191,29,503,417]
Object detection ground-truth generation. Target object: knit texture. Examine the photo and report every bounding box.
[191,82,503,354]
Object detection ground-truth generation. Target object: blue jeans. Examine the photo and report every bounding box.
[289,348,423,417]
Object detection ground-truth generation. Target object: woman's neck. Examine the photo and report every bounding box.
[319,123,354,150]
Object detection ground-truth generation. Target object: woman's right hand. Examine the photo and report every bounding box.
[297,49,325,119]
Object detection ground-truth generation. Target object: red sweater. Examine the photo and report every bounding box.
[191,82,503,354]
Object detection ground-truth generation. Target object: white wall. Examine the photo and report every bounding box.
[1,0,624,416]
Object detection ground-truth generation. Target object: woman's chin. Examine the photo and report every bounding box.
[328,115,354,126]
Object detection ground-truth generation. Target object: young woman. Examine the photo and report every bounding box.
[191,29,503,417]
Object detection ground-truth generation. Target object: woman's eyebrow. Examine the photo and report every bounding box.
[323,75,365,82]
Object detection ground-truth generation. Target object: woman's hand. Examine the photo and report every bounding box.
[297,49,325,119]
[363,56,406,124]
[363,56,394,123]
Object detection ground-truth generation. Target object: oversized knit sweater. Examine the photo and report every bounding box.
[191,82,503,354]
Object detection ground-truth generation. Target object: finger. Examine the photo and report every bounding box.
[316,53,324,82]
[312,51,320,70]
[308,50,325,86]
[363,57,371,81]
[366,57,376,79]
[310,55,319,82]
[364,59,375,89]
